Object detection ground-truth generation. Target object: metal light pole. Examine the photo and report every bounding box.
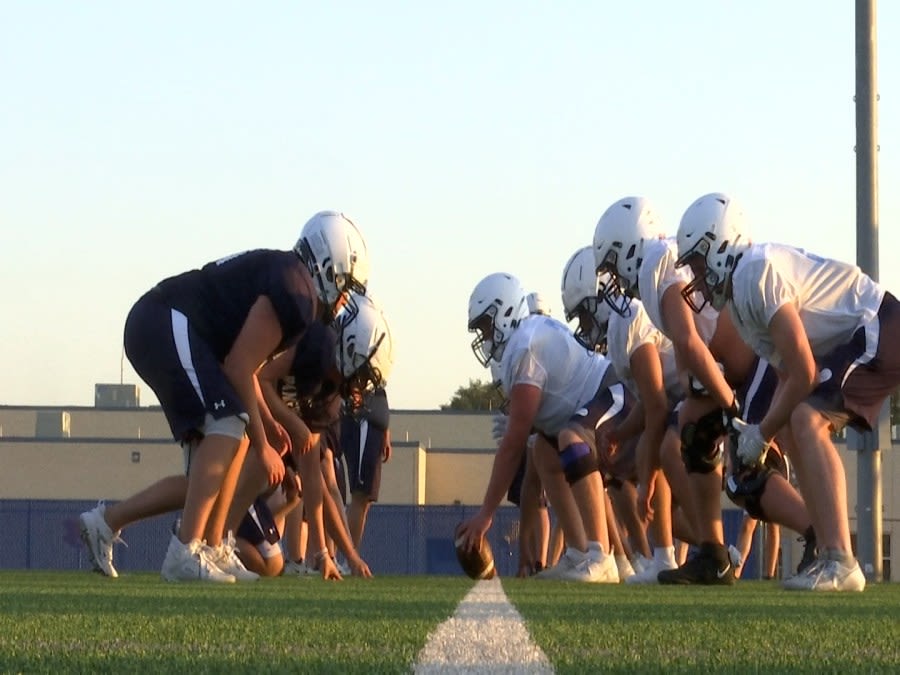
[849,0,884,582]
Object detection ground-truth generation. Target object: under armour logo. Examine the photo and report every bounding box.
[213,400,226,410]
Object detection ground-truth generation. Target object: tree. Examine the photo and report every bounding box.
[442,378,505,411]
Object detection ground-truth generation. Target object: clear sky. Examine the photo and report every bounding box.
[2,1,899,411]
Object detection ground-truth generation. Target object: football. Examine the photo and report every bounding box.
[454,522,496,580]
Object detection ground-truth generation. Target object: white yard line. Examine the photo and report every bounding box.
[413,577,554,674]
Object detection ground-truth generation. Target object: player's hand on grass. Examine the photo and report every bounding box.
[318,555,342,581]
[349,555,373,578]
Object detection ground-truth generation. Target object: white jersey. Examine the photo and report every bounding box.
[498,314,611,435]
[728,243,885,368]
[606,299,683,404]
[637,237,718,344]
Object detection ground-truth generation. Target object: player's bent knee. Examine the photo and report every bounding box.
[559,441,597,484]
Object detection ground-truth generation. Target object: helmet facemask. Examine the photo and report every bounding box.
[676,192,748,313]
[675,235,738,312]
[469,305,503,367]
[467,272,527,368]
[593,196,660,317]
[566,296,608,353]
[595,243,639,317]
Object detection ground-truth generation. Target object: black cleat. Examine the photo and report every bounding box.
[657,542,736,585]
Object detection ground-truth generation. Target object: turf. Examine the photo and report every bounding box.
[2,572,899,673]
[0,572,468,674]
[505,578,900,673]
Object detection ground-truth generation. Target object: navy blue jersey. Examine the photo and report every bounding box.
[153,249,317,360]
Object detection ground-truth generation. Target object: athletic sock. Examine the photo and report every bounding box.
[654,546,676,567]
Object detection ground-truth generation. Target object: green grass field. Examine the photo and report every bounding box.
[1,572,898,673]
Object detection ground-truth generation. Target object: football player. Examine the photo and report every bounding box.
[675,192,899,591]
[79,210,370,582]
[563,245,684,583]
[594,196,813,585]
[457,272,628,583]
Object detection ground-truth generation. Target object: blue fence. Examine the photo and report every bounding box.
[0,500,757,578]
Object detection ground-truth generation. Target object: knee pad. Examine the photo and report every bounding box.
[725,467,775,520]
[559,441,598,484]
[680,408,726,474]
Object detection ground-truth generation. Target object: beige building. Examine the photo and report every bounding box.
[1,398,897,511]
[0,403,501,506]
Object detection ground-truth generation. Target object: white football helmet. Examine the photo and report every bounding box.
[592,196,663,316]
[467,272,528,367]
[561,246,612,351]
[335,292,394,397]
[675,193,749,312]
[526,291,551,316]
[294,210,370,321]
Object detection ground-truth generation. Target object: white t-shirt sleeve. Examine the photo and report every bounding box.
[508,346,549,389]
[756,259,796,328]
[625,313,664,359]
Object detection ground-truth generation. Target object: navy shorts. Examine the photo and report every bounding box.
[506,452,549,508]
[124,291,247,441]
[556,378,634,476]
[736,356,777,425]
[341,416,384,501]
[507,455,527,506]
[808,292,900,432]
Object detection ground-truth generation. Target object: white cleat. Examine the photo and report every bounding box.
[583,551,620,584]
[537,549,618,583]
[783,555,865,592]
[205,533,259,582]
[630,555,651,576]
[282,560,317,577]
[625,557,678,585]
[79,502,125,578]
[536,550,581,580]
[161,535,236,583]
[616,555,636,582]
